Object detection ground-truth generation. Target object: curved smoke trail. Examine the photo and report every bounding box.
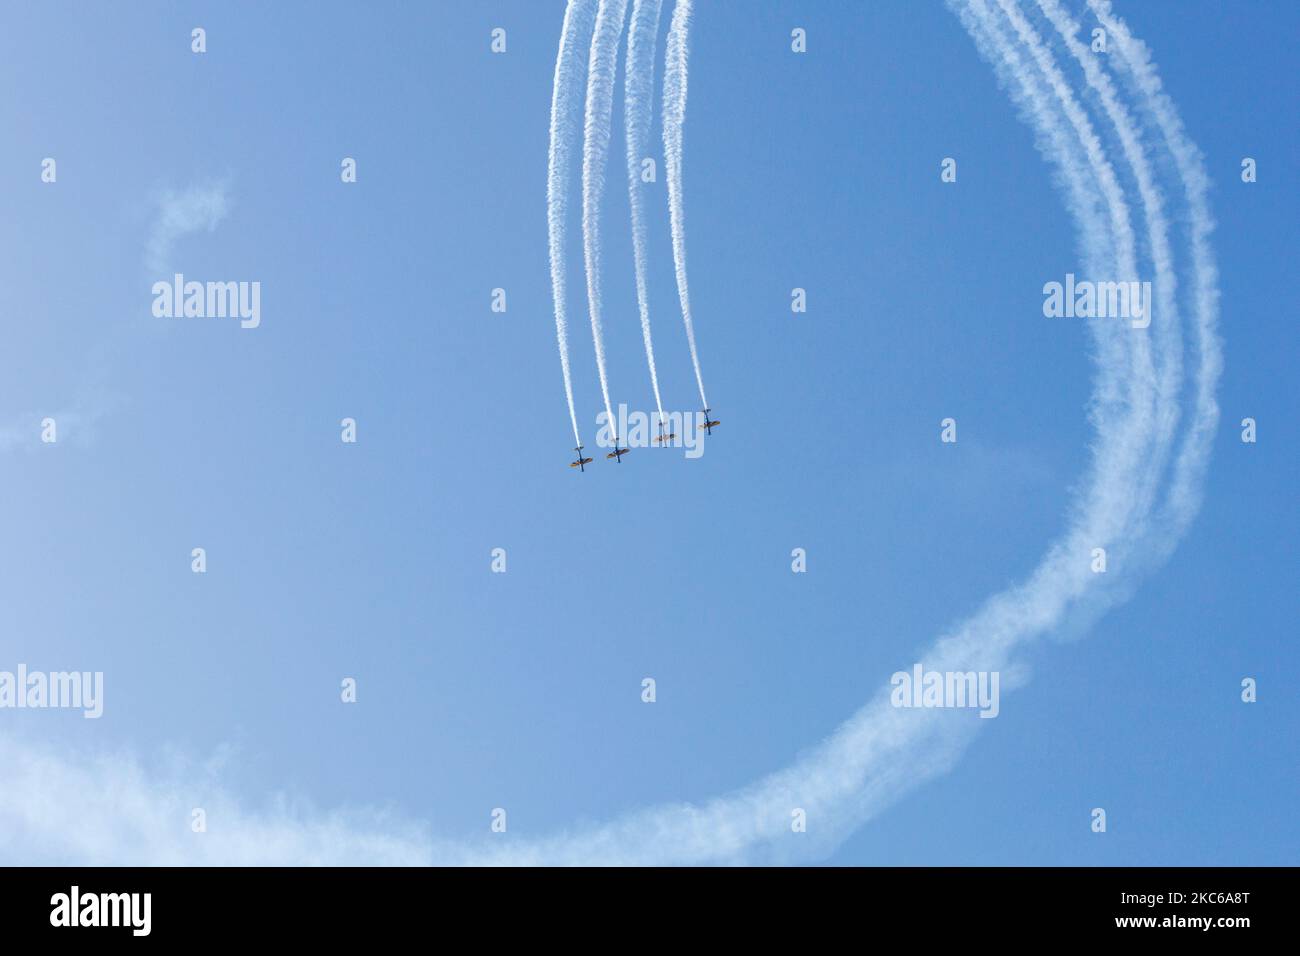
[582,0,632,440]
[1036,0,1183,564]
[547,0,598,447]
[625,0,667,426]
[663,0,709,411]
[1087,0,1222,558]
[989,0,1171,594]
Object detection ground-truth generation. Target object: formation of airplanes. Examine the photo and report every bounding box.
[568,408,718,470]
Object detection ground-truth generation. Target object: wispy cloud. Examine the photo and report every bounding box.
[144,182,230,273]
[0,734,431,866]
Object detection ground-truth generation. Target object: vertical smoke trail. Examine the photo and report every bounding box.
[548,0,598,447]
[662,0,709,411]
[625,0,667,426]
[582,0,632,441]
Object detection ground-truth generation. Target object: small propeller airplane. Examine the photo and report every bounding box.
[569,446,594,471]
[701,408,720,435]
[653,418,676,445]
[606,444,630,463]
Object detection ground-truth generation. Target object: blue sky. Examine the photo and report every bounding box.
[0,0,1295,864]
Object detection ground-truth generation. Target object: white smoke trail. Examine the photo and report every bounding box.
[625,0,667,425]
[1035,0,1183,564]
[582,0,632,440]
[662,0,709,411]
[1086,0,1222,557]
[956,0,1141,564]
[548,0,599,447]
[992,0,1198,623]
[992,0,1164,565]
